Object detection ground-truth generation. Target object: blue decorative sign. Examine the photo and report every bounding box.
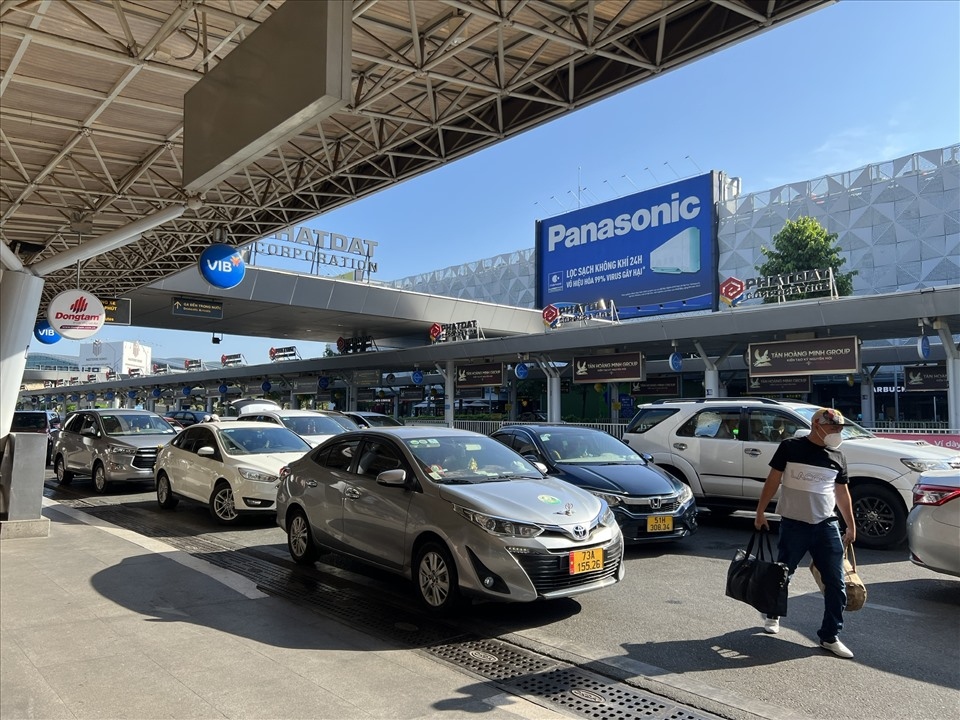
[182,386,192,396]
[918,335,930,360]
[104,391,114,401]
[668,352,683,373]
[514,362,529,380]
[411,370,424,385]
[199,243,245,289]
[152,388,162,398]
[86,393,96,402]
[218,383,229,394]
[33,320,61,345]
[318,377,330,390]
[261,381,271,393]
[127,390,137,399]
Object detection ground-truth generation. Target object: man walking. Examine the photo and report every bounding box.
[755,407,856,658]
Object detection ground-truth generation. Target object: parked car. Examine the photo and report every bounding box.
[155,421,312,524]
[907,469,960,578]
[235,409,358,446]
[491,424,696,543]
[53,409,178,492]
[166,409,218,426]
[622,398,960,549]
[342,411,404,428]
[11,410,61,465]
[163,416,185,429]
[277,426,624,614]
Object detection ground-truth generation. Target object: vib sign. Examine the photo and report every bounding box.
[536,172,719,319]
[199,244,245,289]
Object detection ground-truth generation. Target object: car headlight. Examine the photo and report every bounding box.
[592,492,622,508]
[454,505,544,538]
[677,484,694,504]
[106,444,136,456]
[599,505,617,528]
[238,467,279,483]
[900,458,958,473]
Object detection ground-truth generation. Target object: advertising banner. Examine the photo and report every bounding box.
[536,173,718,319]
[746,375,812,394]
[748,336,859,377]
[903,365,948,391]
[572,354,645,383]
[629,376,680,397]
[399,387,424,402]
[102,297,132,325]
[352,369,381,386]
[456,363,504,388]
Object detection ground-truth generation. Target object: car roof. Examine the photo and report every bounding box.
[200,420,290,430]
[335,426,482,440]
[500,424,586,434]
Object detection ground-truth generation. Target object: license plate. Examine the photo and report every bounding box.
[647,515,673,532]
[569,548,603,574]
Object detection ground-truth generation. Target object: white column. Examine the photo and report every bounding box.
[0,270,44,448]
[933,320,960,429]
[444,360,455,427]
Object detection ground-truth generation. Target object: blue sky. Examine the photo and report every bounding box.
[49,0,960,363]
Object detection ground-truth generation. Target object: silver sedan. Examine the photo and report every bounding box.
[276,426,624,614]
[907,469,960,578]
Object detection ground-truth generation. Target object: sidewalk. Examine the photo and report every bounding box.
[0,499,566,720]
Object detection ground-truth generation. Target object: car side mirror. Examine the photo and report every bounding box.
[377,468,407,486]
[197,446,216,457]
[531,460,549,475]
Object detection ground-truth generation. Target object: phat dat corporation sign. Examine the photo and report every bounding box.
[249,225,379,277]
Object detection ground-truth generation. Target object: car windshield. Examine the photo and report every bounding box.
[790,407,875,440]
[100,414,177,436]
[405,435,542,483]
[539,430,642,463]
[218,426,311,455]
[282,415,353,436]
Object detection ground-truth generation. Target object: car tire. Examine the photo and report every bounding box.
[286,508,318,565]
[156,472,179,510]
[851,483,907,549]
[209,481,238,524]
[54,455,74,485]
[414,541,461,614]
[92,462,109,494]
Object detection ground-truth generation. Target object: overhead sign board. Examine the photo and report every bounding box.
[456,363,504,388]
[536,172,719,320]
[172,296,224,319]
[47,290,106,340]
[269,346,300,361]
[746,375,812,394]
[748,336,859,377]
[102,297,132,325]
[629,376,680,397]
[352,369,381,386]
[399,387,424,402]
[903,365,948,391]
[220,353,244,367]
[184,359,203,370]
[572,354,645,383]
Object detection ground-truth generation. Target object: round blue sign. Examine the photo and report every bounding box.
[218,384,229,394]
[514,362,529,380]
[182,386,192,396]
[34,320,61,345]
[412,370,424,385]
[86,393,96,402]
[918,335,930,359]
[104,391,114,401]
[127,390,137,399]
[69,394,78,402]
[152,388,162,398]
[668,352,683,373]
[261,381,271,393]
[318,377,330,390]
[199,243,245,289]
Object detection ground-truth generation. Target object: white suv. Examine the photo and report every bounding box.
[622,398,960,549]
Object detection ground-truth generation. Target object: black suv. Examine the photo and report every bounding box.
[11,410,61,465]
[166,409,217,427]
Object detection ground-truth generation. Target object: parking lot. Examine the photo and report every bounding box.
[32,470,960,720]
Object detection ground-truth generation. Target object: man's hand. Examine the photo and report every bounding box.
[755,511,769,531]
[842,527,856,547]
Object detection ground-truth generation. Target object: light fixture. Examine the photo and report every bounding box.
[211,333,222,344]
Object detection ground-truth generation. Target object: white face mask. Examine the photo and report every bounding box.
[822,431,843,448]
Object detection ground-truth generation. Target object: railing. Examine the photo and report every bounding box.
[407,417,630,438]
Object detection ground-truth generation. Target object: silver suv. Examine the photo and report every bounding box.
[53,409,178,493]
[622,398,960,549]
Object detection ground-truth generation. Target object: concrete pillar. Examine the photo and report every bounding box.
[860,373,876,425]
[934,320,959,429]
[704,368,721,397]
[0,270,44,448]
[444,360,455,427]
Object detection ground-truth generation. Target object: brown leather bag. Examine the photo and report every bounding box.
[810,545,867,611]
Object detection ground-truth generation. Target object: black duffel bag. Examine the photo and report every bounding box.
[725,530,789,617]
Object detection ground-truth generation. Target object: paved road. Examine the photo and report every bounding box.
[42,474,960,720]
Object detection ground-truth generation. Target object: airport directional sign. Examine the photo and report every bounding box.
[172,296,223,319]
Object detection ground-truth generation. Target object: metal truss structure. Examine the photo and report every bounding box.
[1,0,829,310]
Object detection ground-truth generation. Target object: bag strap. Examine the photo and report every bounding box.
[747,529,774,560]
[845,544,857,570]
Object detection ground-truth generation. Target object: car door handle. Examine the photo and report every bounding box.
[344,487,361,499]
[744,448,762,457]
[672,442,687,451]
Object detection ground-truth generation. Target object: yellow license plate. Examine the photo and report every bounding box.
[647,516,673,532]
[569,548,603,574]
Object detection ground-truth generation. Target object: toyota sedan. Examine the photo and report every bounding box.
[276,427,624,614]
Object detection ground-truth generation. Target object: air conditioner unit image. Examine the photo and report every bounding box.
[650,227,700,274]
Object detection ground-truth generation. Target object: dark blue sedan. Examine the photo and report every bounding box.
[491,425,697,543]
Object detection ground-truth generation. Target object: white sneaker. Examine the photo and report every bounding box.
[762,615,780,634]
[820,639,854,658]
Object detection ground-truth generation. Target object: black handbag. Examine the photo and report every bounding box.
[725,530,789,617]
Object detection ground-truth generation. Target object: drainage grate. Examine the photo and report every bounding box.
[62,500,721,720]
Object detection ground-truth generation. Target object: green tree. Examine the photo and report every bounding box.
[755,216,856,302]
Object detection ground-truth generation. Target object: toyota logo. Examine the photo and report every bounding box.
[572,525,587,540]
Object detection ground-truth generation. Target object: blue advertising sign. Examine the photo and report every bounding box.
[199,243,245,289]
[34,320,61,345]
[536,173,718,319]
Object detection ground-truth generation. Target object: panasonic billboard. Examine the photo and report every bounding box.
[536,172,719,319]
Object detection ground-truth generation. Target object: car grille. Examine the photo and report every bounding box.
[622,496,680,512]
[512,534,622,595]
[132,447,158,470]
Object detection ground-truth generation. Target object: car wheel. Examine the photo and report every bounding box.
[414,541,461,614]
[54,455,74,485]
[92,462,108,494]
[209,481,239,524]
[156,472,179,510]
[286,508,318,565]
[851,483,907,549]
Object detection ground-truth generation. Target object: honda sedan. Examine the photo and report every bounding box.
[276,427,624,614]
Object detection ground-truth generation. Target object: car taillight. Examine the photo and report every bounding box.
[911,483,960,506]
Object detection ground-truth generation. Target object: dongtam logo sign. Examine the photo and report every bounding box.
[199,244,245,289]
[47,290,106,339]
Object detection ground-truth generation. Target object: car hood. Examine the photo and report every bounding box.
[232,450,309,473]
[841,436,960,462]
[554,462,679,494]
[438,476,602,523]
[104,434,176,449]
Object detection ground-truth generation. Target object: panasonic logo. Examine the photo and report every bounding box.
[546,192,701,252]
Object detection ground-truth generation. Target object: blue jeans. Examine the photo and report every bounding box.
[769,517,846,642]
